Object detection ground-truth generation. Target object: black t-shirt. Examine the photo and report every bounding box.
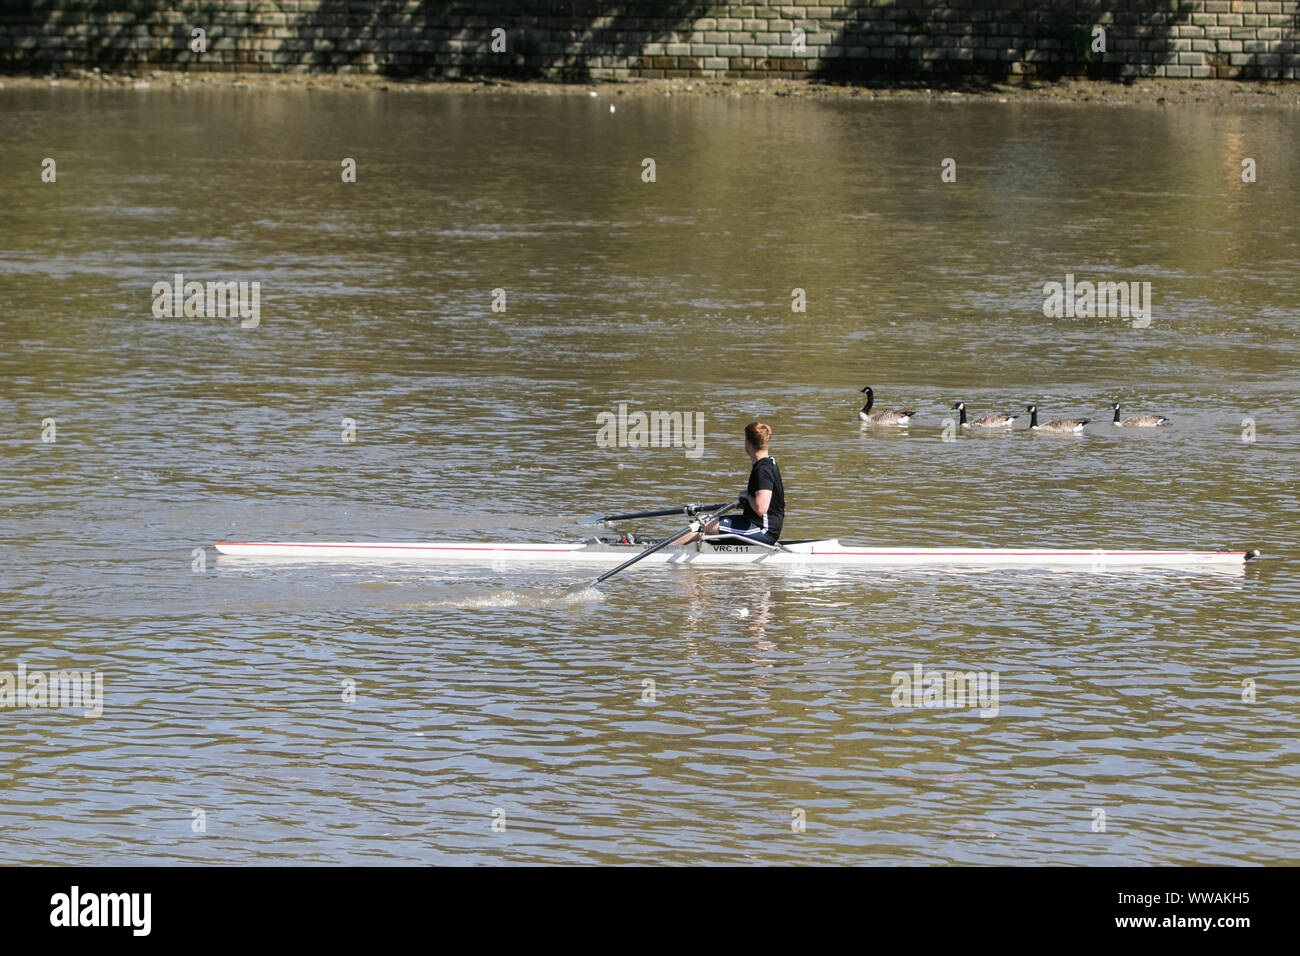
[745,455,785,539]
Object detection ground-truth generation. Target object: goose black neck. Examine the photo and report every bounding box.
[957,405,967,425]
[1112,407,1121,423]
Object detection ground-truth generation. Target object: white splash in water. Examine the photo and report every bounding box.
[562,585,605,605]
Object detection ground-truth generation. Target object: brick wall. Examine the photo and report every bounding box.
[1,2,1296,81]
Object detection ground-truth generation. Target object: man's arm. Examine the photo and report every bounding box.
[749,489,771,515]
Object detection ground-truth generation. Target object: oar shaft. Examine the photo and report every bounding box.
[594,501,737,585]
[597,503,729,523]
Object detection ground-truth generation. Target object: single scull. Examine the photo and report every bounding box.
[213,536,1260,571]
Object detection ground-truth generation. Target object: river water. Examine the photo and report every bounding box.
[1,85,1296,864]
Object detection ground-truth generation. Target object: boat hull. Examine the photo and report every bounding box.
[213,538,1256,571]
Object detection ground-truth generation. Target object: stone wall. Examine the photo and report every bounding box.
[1,1,1296,81]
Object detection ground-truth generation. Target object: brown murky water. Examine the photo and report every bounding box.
[0,86,1296,864]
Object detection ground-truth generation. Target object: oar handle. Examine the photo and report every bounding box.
[594,500,738,585]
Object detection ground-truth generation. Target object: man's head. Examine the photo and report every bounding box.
[744,421,771,455]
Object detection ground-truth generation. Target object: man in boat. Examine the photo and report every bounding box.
[677,421,785,546]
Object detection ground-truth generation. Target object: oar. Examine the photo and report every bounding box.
[591,500,738,587]
[577,502,729,526]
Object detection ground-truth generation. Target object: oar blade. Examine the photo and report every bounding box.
[564,580,606,600]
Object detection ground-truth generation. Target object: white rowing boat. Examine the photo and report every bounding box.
[213,536,1260,571]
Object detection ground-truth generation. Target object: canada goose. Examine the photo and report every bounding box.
[952,401,1018,429]
[1111,402,1170,428]
[1026,404,1089,434]
[859,387,913,426]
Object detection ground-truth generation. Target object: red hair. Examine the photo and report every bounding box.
[745,421,771,450]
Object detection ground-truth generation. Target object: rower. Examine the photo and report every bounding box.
[678,421,785,546]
